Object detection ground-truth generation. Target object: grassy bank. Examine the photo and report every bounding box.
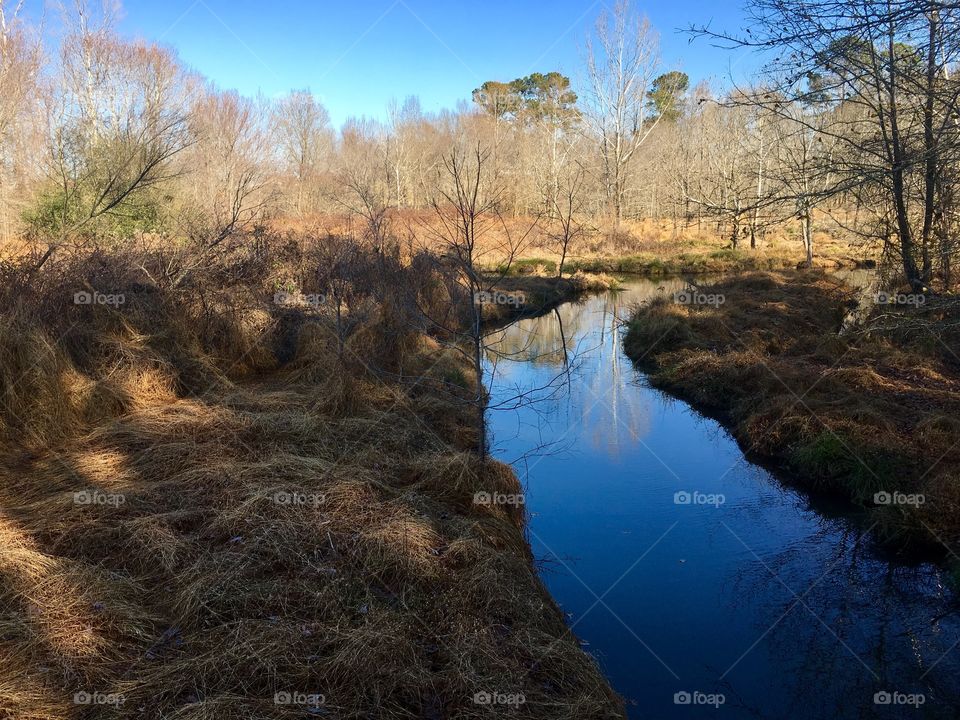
[484,272,619,325]
[0,243,624,719]
[623,271,960,549]
[490,247,874,279]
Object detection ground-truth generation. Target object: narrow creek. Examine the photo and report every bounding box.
[484,278,960,719]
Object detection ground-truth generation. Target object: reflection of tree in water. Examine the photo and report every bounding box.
[484,301,588,365]
[485,283,690,458]
[722,519,960,719]
[579,290,652,456]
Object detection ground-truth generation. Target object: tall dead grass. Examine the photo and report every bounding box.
[0,237,624,719]
[624,271,960,547]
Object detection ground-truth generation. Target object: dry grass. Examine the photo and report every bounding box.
[481,273,619,326]
[269,210,874,278]
[624,271,960,548]
[0,243,624,719]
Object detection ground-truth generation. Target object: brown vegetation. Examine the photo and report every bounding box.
[0,241,624,719]
[624,271,960,547]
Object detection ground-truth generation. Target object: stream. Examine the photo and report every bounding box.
[484,278,960,719]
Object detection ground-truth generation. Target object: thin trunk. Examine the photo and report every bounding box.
[558,230,569,278]
[802,205,813,267]
[752,113,764,250]
[885,15,923,290]
[472,289,486,460]
[921,8,939,285]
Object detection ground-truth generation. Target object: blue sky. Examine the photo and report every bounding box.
[46,0,756,127]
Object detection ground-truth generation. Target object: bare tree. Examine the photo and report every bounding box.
[767,97,843,267]
[335,117,392,250]
[684,101,760,249]
[168,88,270,285]
[430,144,499,457]
[545,162,588,277]
[386,96,423,209]
[422,142,542,458]
[584,0,662,226]
[272,89,332,216]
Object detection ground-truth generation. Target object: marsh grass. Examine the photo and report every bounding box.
[0,239,624,719]
[624,271,960,547]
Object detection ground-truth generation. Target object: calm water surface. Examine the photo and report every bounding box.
[484,278,960,719]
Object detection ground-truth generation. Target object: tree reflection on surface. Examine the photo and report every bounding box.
[485,278,960,720]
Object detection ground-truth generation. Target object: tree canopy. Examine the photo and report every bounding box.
[472,71,578,125]
[645,71,689,121]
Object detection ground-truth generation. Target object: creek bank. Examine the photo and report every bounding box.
[623,270,960,552]
[492,250,875,279]
[0,245,626,720]
[484,272,618,325]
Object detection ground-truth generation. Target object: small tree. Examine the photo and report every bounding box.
[545,163,588,277]
[422,142,542,459]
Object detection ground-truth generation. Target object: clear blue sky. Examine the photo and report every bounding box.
[47,0,756,127]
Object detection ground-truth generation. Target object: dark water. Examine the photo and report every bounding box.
[484,279,960,720]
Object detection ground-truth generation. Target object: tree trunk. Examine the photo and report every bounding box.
[802,206,813,267]
[886,19,923,291]
[920,8,939,286]
[472,296,487,461]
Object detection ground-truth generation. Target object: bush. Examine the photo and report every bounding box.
[21,184,168,242]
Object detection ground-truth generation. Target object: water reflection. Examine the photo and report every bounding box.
[485,278,689,459]
[484,278,960,720]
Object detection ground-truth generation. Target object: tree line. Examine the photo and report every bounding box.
[1,0,958,290]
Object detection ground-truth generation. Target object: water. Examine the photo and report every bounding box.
[484,278,960,720]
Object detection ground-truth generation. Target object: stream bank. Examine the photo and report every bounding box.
[623,270,960,550]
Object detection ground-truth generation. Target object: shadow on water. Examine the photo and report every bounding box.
[483,278,960,720]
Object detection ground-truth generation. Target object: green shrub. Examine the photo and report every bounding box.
[22,184,168,241]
